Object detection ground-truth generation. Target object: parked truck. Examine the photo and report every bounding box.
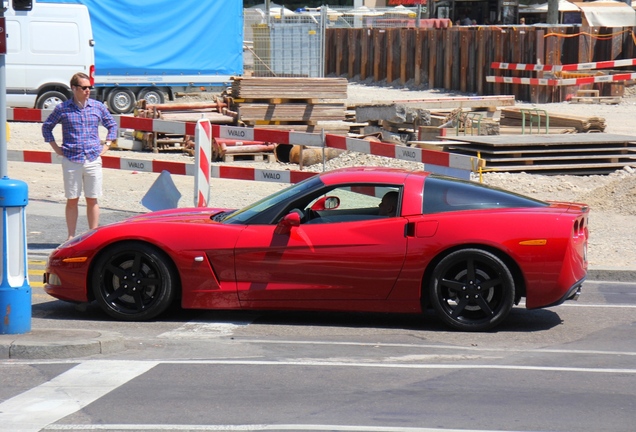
[39,0,244,114]
[5,0,94,110]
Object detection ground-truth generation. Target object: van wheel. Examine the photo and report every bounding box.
[107,88,136,114]
[138,88,165,105]
[36,91,67,110]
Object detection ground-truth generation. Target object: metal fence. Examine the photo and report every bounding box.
[243,6,423,78]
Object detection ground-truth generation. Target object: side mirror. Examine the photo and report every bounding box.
[274,210,301,235]
[311,196,340,211]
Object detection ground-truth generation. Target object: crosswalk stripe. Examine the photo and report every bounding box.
[0,360,158,432]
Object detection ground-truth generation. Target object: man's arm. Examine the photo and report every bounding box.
[100,103,118,142]
[42,106,63,156]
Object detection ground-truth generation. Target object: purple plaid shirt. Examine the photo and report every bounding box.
[42,98,118,163]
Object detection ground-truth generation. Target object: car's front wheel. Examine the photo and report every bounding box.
[92,242,177,321]
[429,249,514,331]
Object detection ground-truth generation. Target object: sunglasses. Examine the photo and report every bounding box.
[74,85,93,90]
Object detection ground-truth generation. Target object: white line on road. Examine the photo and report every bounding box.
[236,339,636,357]
[42,424,532,431]
[157,359,636,374]
[0,360,158,432]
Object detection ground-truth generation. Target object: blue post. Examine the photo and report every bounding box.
[0,177,30,334]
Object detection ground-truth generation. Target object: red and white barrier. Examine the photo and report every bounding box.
[9,109,482,180]
[486,72,636,86]
[6,107,53,122]
[491,58,636,72]
[325,134,479,179]
[194,119,212,207]
[7,149,316,184]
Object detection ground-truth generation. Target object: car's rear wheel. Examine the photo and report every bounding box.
[429,249,514,331]
[92,242,177,321]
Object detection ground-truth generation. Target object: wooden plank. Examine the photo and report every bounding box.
[388,28,396,84]
[400,28,408,85]
[232,77,348,100]
[444,145,636,156]
[460,28,468,93]
[443,28,452,90]
[428,29,436,89]
[414,29,422,87]
[238,103,346,122]
[481,162,636,173]
[361,28,369,81]
[470,153,636,163]
[442,133,636,146]
[335,28,343,77]
[373,29,383,82]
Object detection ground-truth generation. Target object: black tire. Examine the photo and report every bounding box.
[429,249,514,331]
[91,242,177,321]
[106,88,136,114]
[138,87,165,105]
[36,91,67,110]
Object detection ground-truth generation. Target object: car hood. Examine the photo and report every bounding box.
[125,207,235,223]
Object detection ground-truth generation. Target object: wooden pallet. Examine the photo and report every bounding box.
[570,96,622,105]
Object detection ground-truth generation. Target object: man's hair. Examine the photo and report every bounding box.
[70,72,90,87]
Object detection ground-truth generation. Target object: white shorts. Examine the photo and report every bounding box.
[62,156,102,199]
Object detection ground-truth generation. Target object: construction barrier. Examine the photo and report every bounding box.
[7,149,315,184]
[491,58,636,72]
[486,72,636,86]
[194,119,212,207]
[7,109,483,182]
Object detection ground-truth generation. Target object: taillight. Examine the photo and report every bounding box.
[89,65,95,86]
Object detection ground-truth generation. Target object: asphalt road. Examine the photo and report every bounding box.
[2,277,636,431]
[2,200,634,432]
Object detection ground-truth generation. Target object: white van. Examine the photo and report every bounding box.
[5,0,94,109]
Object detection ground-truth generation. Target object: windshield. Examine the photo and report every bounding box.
[221,175,324,224]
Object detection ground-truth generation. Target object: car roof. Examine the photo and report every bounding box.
[318,166,429,185]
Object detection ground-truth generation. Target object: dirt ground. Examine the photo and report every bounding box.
[6,82,636,269]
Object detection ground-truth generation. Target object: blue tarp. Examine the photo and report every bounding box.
[38,0,243,77]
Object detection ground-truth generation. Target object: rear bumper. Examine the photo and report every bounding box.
[543,276,585,308]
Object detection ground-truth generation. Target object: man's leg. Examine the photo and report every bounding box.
[86,197,99,229]
[84,157,103,230]
[66,198,79,240]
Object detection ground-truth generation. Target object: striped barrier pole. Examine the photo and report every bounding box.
[194,119,212,207]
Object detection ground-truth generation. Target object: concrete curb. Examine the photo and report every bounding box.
[586,268,636,283]
[0,329,125,359]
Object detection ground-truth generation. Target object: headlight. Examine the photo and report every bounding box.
[59,229,97,248]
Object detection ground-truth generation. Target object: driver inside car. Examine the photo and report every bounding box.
[378,191,398,217]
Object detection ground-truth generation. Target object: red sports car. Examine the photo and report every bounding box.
[44,167,589,331]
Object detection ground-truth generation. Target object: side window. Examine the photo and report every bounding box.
[13,0,33,12]
[305,185,401,223]
[423,176,548,214]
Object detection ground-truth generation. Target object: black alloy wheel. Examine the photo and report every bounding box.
[429,248,515,331]
[92,242,177,321]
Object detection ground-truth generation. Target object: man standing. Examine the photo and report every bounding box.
[42,72,118,241]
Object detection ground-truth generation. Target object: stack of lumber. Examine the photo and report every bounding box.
[232,77,347,127]
[501,108,606,133]
[434,133,636,175]
[237,103,346,123]
[232,77,348,100]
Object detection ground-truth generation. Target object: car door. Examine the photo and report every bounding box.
[233,186,408,302]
